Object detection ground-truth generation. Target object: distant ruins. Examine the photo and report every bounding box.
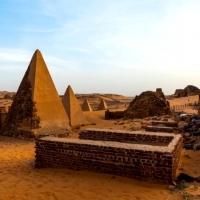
[62,85,89,127]
[82,99,92,111]
[0,50,71,138]
[125,88,171,119]
[97,98,108,110]
[174,85,200,97]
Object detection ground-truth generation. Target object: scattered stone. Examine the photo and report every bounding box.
[168,185,175,191]
[195,176,200,182]
[177,173,195,182]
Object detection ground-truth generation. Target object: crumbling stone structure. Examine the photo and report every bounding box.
[35,129,182,183]
[125,90,171,119]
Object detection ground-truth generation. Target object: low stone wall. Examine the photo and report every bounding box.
[145,126,174,133]
[152,121,178,127]
[35,133,182,184]
[79,128,173,145]
[105,110,125,120]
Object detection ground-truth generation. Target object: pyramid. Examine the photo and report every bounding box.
[0,49,71,138]
[82,99,92,111]
[62,85,89,127]
[97,98,108,110]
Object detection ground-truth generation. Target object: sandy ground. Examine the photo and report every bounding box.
[1,130,200,200]
[1,93,200,199]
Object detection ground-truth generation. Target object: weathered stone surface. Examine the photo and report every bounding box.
[0,50,70,138]
[79,128,173,145]
[145,126,174,133]
[35,131,182,184]
[152,121,178,127]
[125,90,171,119]
[97,98,108,110]
[81,99,92,111]
[62,85,89,127]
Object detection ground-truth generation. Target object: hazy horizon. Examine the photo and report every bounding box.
[1,0,200,96]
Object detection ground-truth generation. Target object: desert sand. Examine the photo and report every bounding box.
[1,92,200,200]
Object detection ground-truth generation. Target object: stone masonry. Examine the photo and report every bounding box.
[79,128,173,145]
[35,130,182,184]
[145,126,174,133]
[152,121,178,128]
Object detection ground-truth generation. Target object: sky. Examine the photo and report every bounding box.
[0,0,200,96]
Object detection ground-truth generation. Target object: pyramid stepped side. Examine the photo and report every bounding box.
[0,50,70,138]
[62,85,89,127]
[82,99,92,111]
[97,98,108,110]
[0,67,34,138]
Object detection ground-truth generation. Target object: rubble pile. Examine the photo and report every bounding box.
[182,115,200,150]
[124,91,171,119]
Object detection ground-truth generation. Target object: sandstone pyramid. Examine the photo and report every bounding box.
[97,98,108,110]
[82,99,92,111]
[62,85,89,127]
[0,49,71,138]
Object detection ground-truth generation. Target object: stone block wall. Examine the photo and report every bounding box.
[145,126,174,133]
[152,121,178,127]
[79,128,173,145]
[105,110,125,120]
[35,133,182,184]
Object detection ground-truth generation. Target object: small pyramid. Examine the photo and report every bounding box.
[62,85,89,127]
[0,50,70,138]
[82,99,92,111]
[97,98,108,110]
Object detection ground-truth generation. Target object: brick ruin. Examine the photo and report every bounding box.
[144,121,178,133]
[124,90,171,119]
[35,128,182,184]
[145,126,174,133]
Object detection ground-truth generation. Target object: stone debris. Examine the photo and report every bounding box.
[180,115,200,150]
[125,90,171,119]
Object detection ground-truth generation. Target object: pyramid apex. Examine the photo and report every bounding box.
[67,85,72,89]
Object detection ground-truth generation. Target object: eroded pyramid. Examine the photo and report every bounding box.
[0,50,71,138]
[97,98,108,110]
[62,85,89,127]
[82,99,92,111]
